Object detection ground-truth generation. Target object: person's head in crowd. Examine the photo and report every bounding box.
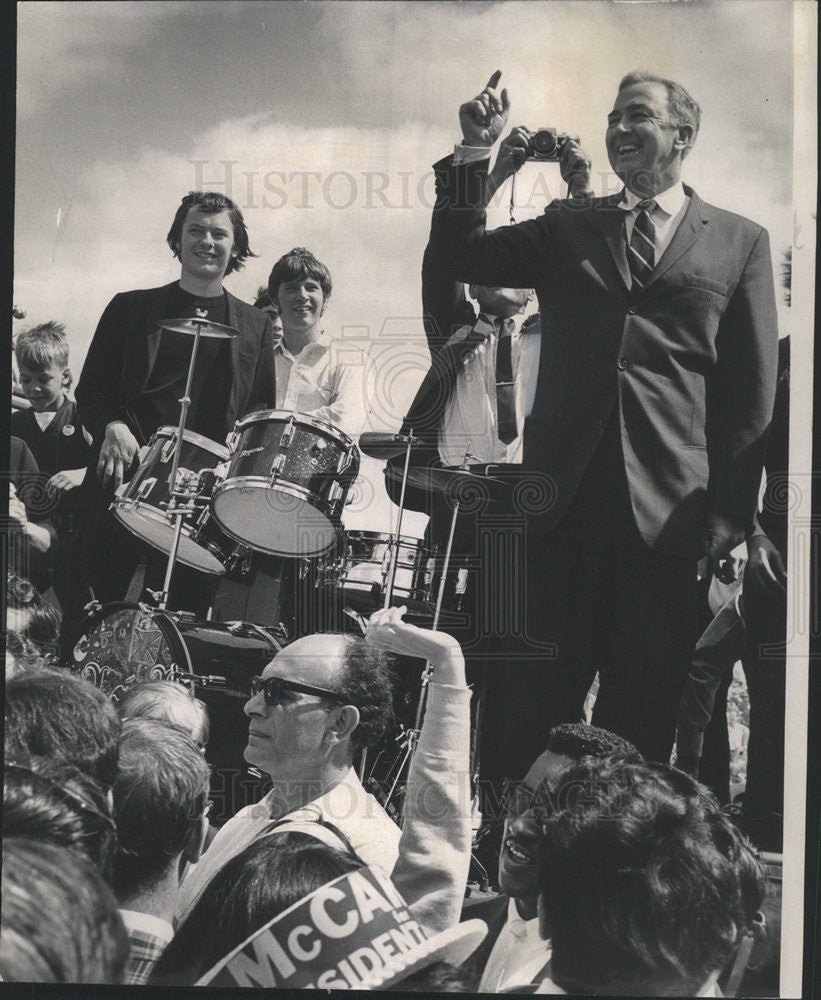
[5,669,121,790]
[537,757,766,997]
[0,837,128,984]
[166,190,254,278]
[22,602,62,664]
[151,830,362,985]
[469,284,533,320]
[117,679,210,752]
[111,718,211,907]
[6,571,42,633]
[243,633,393,792]
[5,630,45,679]
[13,320,72,412]
[267,247,332,341]
[607,71,700,198]
[3,757,117,879]
[254,284,283,340]
[499,723,641,916]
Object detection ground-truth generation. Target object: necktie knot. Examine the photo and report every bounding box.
[637,198,656,213]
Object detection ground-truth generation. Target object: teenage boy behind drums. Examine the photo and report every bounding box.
[67,191,276,630]
[210,248,371,635]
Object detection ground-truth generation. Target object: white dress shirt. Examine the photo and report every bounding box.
[479,896,551,993]
[274,331,371,440]
[438,313,541,466]
[620,182,689,261]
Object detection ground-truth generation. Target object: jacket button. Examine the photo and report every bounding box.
[617,358,629,370]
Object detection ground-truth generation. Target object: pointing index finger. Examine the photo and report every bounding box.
[486,70,502,91]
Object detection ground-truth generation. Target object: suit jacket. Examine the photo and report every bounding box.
[435,156,778,557]
[75,281,276,448]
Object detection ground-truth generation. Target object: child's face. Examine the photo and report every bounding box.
[18,362,69,411]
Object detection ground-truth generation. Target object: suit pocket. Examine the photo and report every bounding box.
[682,273,730,296]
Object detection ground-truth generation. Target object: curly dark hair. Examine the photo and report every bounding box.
[538,757,766,996]
[333,636,394,752]
[166,191,255,275]
[548,722,641,763]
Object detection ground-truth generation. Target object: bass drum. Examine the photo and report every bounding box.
[64,603,287,825]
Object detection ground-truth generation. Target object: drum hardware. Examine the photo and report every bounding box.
[378,430,419,609]
[358,431,426,462]
[174,672,228,689]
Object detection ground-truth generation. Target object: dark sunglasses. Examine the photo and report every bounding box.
[249,675,349,707]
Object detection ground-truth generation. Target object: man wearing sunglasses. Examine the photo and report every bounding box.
[465,723,640,993]
[176,630,399,922]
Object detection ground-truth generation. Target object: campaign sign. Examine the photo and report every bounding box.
[197,866,430,989]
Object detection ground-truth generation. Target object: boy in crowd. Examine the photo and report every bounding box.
[12,322,95,607]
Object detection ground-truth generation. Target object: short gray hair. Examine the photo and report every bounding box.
[619,71,701,150]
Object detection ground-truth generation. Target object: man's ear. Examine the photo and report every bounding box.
[183,812,209,865]
[61,368,72,391]
[325,705,360,746]
[675,124,695,155]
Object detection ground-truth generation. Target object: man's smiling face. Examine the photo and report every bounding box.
[606,81,687,196]
[178,206,236,285]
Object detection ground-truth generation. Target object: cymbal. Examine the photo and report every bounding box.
[157,317,240,339]
[386,463,515,500]
[358,431,425,461]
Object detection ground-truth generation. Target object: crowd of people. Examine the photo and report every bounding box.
[4,66,790,992]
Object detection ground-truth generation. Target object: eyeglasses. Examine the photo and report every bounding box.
[249,675,350,708]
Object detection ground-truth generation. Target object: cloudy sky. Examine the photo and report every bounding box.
[14,0,801,532]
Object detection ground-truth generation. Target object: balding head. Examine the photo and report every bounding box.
[243,633,393,784]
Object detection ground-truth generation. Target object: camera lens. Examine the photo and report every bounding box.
[531,129,558,157]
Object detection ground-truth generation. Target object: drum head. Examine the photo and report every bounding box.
[212,484,338,557]
[114,503,227,574]
[64,602,190,702]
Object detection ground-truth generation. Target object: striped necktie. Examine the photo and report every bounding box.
[495,317,518,444]
[628,199,656,289]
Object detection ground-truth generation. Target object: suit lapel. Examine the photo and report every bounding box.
[143,283,178,384]
[643,188,707,288]
[225,291,242,424]
[592,196,632,292]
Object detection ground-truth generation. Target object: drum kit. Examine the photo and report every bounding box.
[65,316,515,819]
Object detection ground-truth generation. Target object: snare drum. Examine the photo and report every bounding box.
[328,531,434,611]
[112,427,231,574]
[64,603,287,824]
[211,410,359,557]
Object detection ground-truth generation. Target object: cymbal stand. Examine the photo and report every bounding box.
[382,490,462,819]
[157,320,205,611]
[383,431,417,608]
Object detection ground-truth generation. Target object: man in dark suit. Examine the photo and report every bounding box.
[433,71,778,763]
[68,191,276,622]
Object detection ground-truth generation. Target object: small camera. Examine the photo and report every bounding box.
[525,128,579,161]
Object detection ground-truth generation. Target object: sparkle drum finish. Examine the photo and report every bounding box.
[211,411,360,558]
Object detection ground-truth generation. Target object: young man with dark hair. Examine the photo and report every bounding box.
[266,246,369,439]
[466,723,641,992]
[4,669,122,790]
[533,757,766,995]
[111,718,211,985]
[69,191,276,619]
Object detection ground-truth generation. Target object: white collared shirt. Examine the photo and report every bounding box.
[119,909,174,945]
[439,313,542,466]
[274,331,371,440]
[479,896,551,993]
[620,182,689,261]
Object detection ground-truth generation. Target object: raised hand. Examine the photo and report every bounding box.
[459,70,510,148]
[365,606,465,686]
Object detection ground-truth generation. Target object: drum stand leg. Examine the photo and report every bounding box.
[158,510,186,611]
[384,500,461,820]
[383,434,415,608]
